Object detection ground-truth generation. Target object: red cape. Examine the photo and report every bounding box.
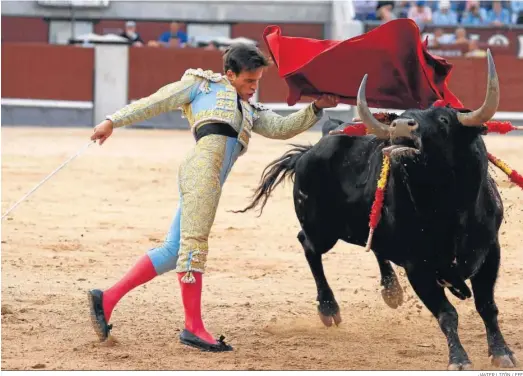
[263,19,463,110]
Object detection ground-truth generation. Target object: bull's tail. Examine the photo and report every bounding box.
[233,144,312,216]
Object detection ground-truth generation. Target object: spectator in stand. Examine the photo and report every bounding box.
[393,1,411,18]
[120,21,144,47]
[512,1,523,24]
[376,1,397,24]
[465,39,488,57]
[159,22,188,47]
[454,27,470,45]
[433,0,459,25]
[451,1,468,20]
[487,1,511,25]
[203,41,220,51]
[148,22,188,48]
[461,1,488,25]
[408,1,433,27]
[428,27,456,47]
[353,0,378,21]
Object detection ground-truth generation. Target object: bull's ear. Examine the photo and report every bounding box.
[457,122,487,137]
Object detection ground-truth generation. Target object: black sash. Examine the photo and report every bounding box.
[195,122,239,141]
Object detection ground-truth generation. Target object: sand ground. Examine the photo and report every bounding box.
[1,127,522,370]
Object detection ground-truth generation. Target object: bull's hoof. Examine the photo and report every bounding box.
[318,311,342,327]
[381,277,404,309]
[448,361,473,371]
[490,354,518,368]
[317,300,341,327]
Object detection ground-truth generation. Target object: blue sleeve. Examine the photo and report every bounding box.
[480,8,488,21]
[179,31,188,44]
[159,32,170,43]
[503,9,511,23]
[460,14,471,24]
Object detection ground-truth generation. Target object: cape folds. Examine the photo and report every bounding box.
[262,19,464,110]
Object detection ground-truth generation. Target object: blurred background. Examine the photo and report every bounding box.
[1,0,522,128]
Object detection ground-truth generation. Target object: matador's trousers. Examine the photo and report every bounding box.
[147,134,242,283]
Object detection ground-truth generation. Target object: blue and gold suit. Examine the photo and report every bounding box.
[107,68,323,283]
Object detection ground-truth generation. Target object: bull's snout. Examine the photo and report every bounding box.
[386,118,421,157]
[390,119,418,139]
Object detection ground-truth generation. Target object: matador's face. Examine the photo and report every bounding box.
[226,68,264,101]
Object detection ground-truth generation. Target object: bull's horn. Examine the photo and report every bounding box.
[357,74,390,139]
[457,49,499,126]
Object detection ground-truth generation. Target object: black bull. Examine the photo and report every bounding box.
[238,51,518,370]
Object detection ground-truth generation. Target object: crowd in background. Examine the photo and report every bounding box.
[118,20,230,50]
[354,0,523,25]
[353,0,523,57]
[119,21,191,48]
[116,1,523,55]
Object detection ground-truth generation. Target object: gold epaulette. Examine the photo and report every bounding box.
[182,68,224,83]
[182,68,225,94]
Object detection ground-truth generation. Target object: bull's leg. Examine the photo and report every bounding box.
[298,230,341,327]
[405,265,472,370]
[375,255,404,309]
[471,242,518,368]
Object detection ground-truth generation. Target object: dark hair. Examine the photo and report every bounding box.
[223,43,269,75]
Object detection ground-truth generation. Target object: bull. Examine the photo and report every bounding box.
[239,51,518,370]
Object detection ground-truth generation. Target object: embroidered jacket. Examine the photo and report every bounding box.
[106,68,323,154]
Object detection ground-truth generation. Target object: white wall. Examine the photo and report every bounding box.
[93,45,129,124]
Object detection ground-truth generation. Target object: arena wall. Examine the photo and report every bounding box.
[2,43,523,128]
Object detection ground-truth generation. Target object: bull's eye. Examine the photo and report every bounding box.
[439,116,449,125]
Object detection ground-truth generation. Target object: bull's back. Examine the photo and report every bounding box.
[295,135,381,187]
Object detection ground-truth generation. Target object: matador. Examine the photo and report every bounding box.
[88,43,339,351]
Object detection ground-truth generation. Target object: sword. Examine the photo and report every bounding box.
[1,140,96,220]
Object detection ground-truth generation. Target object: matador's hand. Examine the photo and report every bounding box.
[314,94,340,109]
[91,120,114,145]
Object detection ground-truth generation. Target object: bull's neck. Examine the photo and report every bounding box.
[388,159,457,217]
[386,147,487,218]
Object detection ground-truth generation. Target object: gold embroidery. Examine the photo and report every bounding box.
[240,132,249,145]
[180,103,193,123]
[107,75,200,128]
[198,80,211,94]
[192,108,236,130]
[217,91,236,100]
[175,135,228,281]
[216,99,236,110]
[252,103,321,140]
[194,109,213,121]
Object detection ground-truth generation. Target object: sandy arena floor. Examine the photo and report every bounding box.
[1,127,522,370]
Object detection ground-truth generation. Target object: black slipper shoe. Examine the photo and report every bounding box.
[87,289,113,341]
[179,329,233,352]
